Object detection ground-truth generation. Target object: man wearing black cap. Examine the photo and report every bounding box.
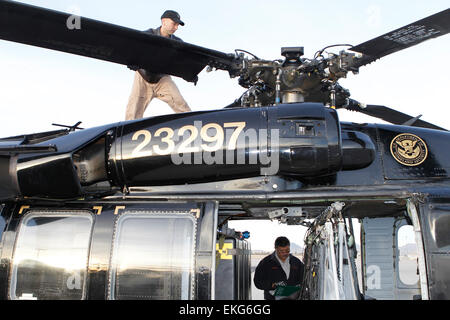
[125,10,191,120]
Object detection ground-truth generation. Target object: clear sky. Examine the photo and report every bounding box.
[0,0,447,249]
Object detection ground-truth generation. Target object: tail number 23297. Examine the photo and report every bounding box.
[130,122,246,157]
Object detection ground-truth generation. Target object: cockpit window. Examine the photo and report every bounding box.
[10,212,93,300]
[109,213,197,300]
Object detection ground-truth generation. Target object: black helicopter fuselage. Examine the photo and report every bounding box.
[1,103,448,198]
[0,103,450,300]
[0,0,449,301]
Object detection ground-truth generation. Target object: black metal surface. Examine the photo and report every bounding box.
[0,0,236,82]
[0,156,17,201]
[0,124,114,200]
[350,9,450,67]
[0,201,214,300]
[11,124,116,199]
[2,103,450,201]
[17,153,82,198]
[0,145,57,154]
[377,124,450,180]
[0,129,68,145]
[85,206,114,300]
[1,185,450,299]
[341,130,375,170]
[419,198,450,299]
[215,238,251,300]
[109,103,342,189]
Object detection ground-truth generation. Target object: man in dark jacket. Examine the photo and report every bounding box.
[125,10,191,120]
[254,236,304,300]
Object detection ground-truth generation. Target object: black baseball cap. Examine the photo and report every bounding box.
[161,10,185,26]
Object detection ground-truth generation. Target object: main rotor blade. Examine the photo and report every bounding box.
[350,8,450,67]
[0,0,236,82]
[347,103,447,131]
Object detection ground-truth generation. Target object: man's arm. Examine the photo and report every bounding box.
[253,260,275,291]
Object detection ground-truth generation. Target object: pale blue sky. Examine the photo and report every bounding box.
[0,0,448,137]
[0,1,447,249]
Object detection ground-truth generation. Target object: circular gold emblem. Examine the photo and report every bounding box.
[390,133,428,166]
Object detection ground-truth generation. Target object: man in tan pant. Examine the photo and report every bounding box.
[125,10,191,120]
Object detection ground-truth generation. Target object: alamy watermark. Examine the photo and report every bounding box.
[66,5,81,30]
[366,265,381,290]
[168,121,280,175]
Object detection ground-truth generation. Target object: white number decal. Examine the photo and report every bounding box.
[131,130,152,157]
[224,122,246,150]
[178,125,200,153]
[130,122,246,156]
[153,127,175,155]
[201,123,224,152]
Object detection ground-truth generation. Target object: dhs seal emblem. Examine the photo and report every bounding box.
[390,133,428,166]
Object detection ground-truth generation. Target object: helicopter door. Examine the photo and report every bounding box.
[109,213,196,299]
[361,216,421,300]
[417,197,450,299]
[108,202,218,300]
[8,210,94,300]
[214,237,252,300]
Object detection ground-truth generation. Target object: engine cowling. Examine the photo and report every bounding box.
[108,103,343,187]
[0,103,351,199]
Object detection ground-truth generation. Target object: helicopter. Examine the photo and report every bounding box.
[0,0,449,302]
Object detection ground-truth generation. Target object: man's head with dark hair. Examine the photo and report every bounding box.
[274,237,290,262]
[275,236,290,248]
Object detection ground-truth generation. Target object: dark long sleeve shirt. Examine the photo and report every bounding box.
[254,252,304,300]
[138,27,183,83]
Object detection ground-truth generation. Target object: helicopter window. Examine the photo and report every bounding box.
[397,224,419,286]
[9,212,93,300]
[109,213,196,300]
[432,211,450,250]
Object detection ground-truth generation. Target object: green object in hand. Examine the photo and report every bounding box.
[274,285,301,297]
